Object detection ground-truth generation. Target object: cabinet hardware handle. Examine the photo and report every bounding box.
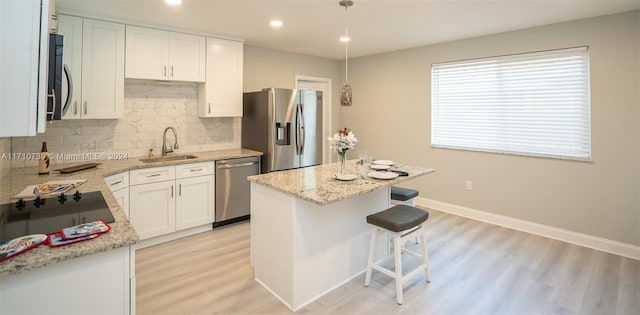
[179,184,182,196]
[171,66,174,77]
[208,102,211,114]
[146,174,161,177]
[171,185,174,198]
[84,101,87,115]
[189,168,203,172]
[74,101,78,115]
[110,180,122,186]
[164,65,167,77]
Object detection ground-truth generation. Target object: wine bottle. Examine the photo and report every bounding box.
[38,142,50,175]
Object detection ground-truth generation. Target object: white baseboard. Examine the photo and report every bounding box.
[416,197,640,261]
[135,225,212,250]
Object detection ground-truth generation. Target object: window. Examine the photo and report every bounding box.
[431,47,591,161]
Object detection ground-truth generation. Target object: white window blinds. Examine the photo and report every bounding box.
[431,47,591,161]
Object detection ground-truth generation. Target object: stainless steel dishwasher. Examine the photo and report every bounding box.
[214,156,261,227]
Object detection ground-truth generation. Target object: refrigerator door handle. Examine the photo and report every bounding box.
[298,103,305,155]
[295,103,302,155]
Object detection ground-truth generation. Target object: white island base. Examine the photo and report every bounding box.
[251,183,390,311]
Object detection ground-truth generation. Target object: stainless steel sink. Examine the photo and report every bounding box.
[139,154,198,163]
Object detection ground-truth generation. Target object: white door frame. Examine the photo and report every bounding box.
[295,75,332,164]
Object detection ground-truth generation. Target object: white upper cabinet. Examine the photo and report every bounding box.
[197,37,244,117]
[57,15,82,119]
[0,0,50,136]
[82,19,125,119]
[125,26,205,82]
[57,15,125,119]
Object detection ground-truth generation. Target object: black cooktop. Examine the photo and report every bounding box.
[0,191,115,243]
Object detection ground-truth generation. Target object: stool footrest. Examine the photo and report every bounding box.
[370,261,428,285]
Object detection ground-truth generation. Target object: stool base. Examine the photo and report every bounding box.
[364,223,431,304]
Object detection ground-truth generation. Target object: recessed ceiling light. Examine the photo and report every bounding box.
[340,36,350,42]
[165,0,182,5]
[270,20,283,28]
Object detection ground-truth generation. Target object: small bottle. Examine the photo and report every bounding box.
[38,142,50,175]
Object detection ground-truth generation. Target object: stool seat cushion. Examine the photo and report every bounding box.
[390,186,419,201]
[367,205,429,232]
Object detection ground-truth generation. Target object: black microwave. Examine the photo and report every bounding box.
[46,33,72,120]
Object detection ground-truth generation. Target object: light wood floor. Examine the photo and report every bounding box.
[136,209,640,314]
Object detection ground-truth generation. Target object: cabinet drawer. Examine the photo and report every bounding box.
[176,162,214,179]
[104,172,129,192]
[130,166,176,185]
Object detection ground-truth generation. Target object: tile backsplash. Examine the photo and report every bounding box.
[10,81,241,168]
[0,137,10,176]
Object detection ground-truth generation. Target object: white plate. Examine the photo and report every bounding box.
[334,174,358,181]
[367,171,399,180]
[370,164,391,170]
[373,160,395,166]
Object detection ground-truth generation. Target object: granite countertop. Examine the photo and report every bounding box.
[248,160,434,206]
[0,148,262,278]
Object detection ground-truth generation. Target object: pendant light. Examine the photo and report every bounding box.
[339,0,353,106]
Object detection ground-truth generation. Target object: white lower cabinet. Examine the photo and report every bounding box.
[130,180,176,239]
[129,162,214,241]
[0,246,134,314]
[105,171,130,218]
[111,188,130,219]
[176,175,214,230]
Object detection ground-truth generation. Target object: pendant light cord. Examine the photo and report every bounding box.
[344,5,349,82]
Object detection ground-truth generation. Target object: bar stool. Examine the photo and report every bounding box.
[365,205,431,304]
[391,186,421,245]
[390,186,419,206]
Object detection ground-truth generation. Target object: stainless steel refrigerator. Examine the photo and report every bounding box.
[242,88,323,174]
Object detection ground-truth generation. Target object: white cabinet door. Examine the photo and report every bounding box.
[112,188,130,219]
[105,171,130,218]
[0,0,49,136]
[176,175,214,230]
[198,37,243,117]
[58,14,83,119]
[168,32,206,82]
[125,26,168,80]
[82,19,124,119]
[130,181,175,239]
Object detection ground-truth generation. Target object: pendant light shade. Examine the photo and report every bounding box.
[339,0,353,106]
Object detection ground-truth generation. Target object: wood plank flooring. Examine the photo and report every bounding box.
[136,209,640,314]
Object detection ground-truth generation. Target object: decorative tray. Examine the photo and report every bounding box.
[54,163,101,174]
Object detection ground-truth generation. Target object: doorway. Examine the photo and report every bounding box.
[295,76,332,164]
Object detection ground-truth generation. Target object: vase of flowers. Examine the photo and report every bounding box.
[328,128,358,175]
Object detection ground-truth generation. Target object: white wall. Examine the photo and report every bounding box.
[342,11,640,246]
[243,45,341,136]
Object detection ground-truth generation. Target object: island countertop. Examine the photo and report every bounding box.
[0,148,262,278]
[248,160,434,206]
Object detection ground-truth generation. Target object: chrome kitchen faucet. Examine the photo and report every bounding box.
[162,127,179,156]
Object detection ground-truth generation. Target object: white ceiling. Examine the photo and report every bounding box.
[56,0,640,60]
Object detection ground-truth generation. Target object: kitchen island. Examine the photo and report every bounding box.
[0,148,261,314]
[248,160,434,311]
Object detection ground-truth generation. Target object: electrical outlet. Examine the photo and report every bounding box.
[465,180,473,191]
